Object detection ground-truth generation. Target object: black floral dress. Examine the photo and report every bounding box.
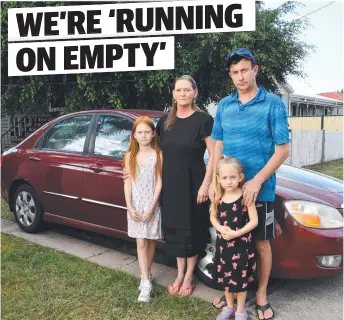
[212,196,256,293]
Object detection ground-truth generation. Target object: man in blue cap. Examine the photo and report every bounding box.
[210,48,290,320]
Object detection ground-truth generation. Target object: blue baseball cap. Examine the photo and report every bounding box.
[225,48,256,69]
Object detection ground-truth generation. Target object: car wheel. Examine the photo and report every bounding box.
[13,184,44,233]
[195,227,220,289]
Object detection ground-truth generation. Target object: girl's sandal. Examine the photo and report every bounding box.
[256,302,275,320]
[178,284,195,296]
[168,282,182,296]
[212,295,227,309]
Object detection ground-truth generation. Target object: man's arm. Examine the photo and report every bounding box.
[242,143,290,206]
[254,143,290,183]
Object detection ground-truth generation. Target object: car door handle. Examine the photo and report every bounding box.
[89,164,103,172]
[29,156,41,162]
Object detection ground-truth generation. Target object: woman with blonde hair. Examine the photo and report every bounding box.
[156,75,214,296]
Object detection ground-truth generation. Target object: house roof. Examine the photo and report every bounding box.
[291,92,342,103]
[290,92,343,107]
[317,92,344,102]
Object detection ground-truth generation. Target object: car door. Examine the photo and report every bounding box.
[81,113,134,232]
[25,114,94,221]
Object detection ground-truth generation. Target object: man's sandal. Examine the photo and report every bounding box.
[256,302,275,320]
[212,295,227,309]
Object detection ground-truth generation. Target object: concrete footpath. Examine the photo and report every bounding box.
[2,218,343,320]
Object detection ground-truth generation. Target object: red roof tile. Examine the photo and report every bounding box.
[317,92,344,101]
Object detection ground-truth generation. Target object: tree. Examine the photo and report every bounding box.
[1,1,313,115]
[1,1,68,116]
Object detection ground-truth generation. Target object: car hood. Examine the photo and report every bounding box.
[276,165,343,209]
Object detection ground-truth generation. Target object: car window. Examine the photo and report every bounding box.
[93,115,133,159]
[151,117,160,127]
[40,115,92,153]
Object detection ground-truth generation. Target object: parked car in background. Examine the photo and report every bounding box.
[1,109,343,288]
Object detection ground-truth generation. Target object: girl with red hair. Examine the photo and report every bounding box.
[123,116,163,303]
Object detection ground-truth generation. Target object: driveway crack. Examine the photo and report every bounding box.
[125,257,138,265]
[85,249,112,260]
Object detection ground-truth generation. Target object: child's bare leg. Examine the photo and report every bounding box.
[236,291,247,313]
[136,238,149,280]
[225,291,235,309]
[147,240,156,273]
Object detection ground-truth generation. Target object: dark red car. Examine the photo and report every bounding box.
[1,110,343,288]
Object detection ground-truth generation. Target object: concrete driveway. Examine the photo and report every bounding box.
[265,274,343,320]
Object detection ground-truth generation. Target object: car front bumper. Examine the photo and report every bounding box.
[271,216,343,279]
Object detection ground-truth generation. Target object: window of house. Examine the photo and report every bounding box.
[39,115,92,153]
[93,115,133,159]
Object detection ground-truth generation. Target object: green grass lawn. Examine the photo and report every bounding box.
[1,233,218,320]
[304,158,343,181]
[1,198,14,220]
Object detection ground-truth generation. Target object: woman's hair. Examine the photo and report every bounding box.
[122,116,162,181]
[211,156,244,215]
[164,75,200,130]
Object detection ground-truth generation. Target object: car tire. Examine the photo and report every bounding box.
[13,184,44,233]
[195,227,221,290]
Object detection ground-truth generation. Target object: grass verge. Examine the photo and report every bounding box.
[1,199,14,220]
[304,158,343,180]
[1,233,218,320]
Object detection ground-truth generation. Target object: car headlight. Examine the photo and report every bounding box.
[284,200,343,229]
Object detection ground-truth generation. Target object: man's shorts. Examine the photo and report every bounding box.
[252,202,275,241]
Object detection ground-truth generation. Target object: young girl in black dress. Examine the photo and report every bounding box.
[210,156,258,320]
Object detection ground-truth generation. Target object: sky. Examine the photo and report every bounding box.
[264,0,344,95]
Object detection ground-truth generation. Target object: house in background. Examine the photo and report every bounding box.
[288,93,343,116]
[276,83,343,116]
